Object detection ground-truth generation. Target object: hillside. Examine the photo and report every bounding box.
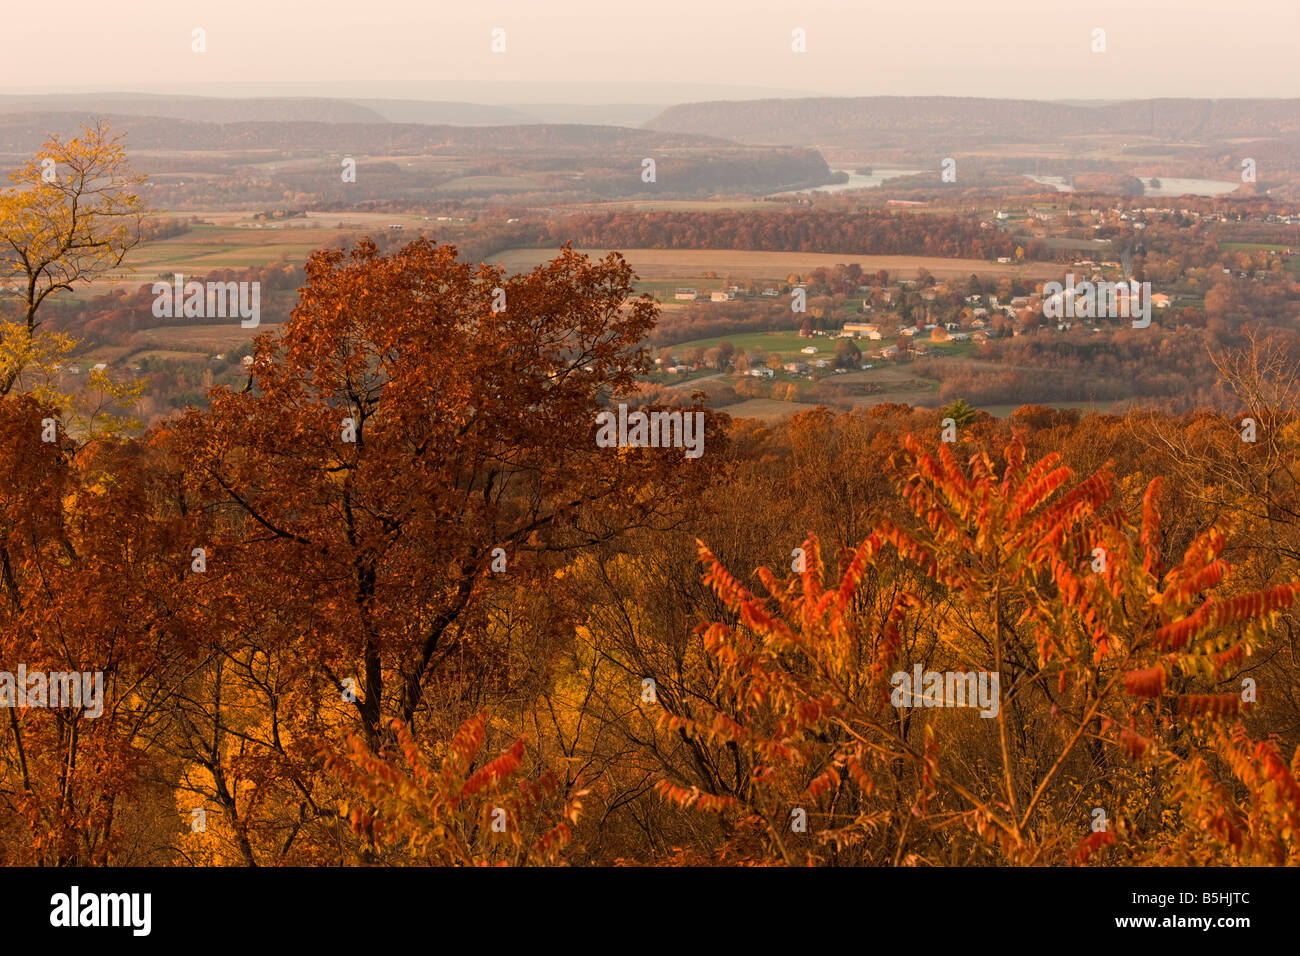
[645,96,1300,149]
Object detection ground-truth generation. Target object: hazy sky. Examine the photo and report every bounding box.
[4,0,1297,102]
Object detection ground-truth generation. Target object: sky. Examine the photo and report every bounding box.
[3,0,1298,103]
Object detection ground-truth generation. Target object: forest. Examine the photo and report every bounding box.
[4,123,1300,869]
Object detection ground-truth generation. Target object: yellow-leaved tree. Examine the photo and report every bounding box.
[0,119,147,436]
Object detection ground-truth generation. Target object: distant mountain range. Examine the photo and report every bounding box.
[0,94,663,129]
[0,111,736,154]
[8,94,1300,149]
[644,96,1300,151]
[5,93,1300,192]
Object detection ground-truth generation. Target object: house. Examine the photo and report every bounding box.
[842,323,878,337]
[710,291,732,302]
[92,363,108,372]
[1151,293,1172,309]
[675,288,697,301]
[747,367,774,378]
[761,288,781,297]
[880,346,901,359]
[800,346,818,354]
[972,330,989,343]
[950,332,971,342]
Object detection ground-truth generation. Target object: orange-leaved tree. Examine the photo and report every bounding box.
[327,713,584,865]
[158,238,720,863]
[656,433,1300,865]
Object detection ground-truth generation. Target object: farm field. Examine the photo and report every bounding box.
[496,248,1061,281]
[667,331,822,354]
[75,211,471,298]
[135,323,282,352]
[1219,241,1292,251]
[838,366,941,408]
[723,398,820,419]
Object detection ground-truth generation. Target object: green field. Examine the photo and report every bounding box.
[439,175,542,192]
[1219,242,1292,252]
[667,331,819,355]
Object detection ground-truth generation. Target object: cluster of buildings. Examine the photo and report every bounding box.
[674,287,739,302]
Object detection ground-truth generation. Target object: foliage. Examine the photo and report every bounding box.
[653,434,1300,864]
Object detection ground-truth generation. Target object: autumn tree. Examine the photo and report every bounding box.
[0,120,147,400]
[0,399,200,864]
[159,239,721,863]
[654,434,1300,865]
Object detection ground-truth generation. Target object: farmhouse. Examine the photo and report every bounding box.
[674,288,697,301]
